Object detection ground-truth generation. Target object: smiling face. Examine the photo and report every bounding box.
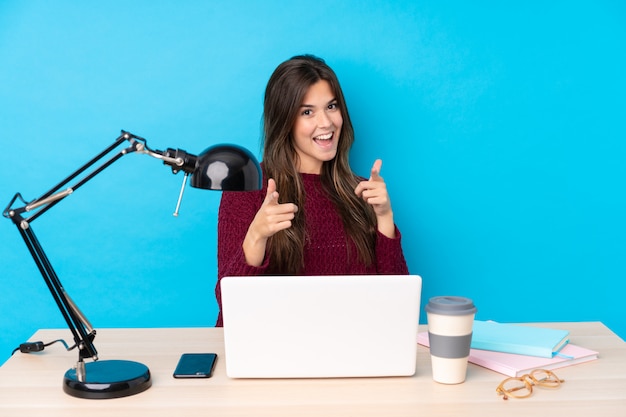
[291,80,343,174]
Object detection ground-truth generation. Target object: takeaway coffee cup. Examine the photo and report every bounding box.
[426,296,477,384]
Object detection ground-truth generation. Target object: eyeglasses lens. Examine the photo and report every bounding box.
[501,378,532,398]
[531,370,561,387]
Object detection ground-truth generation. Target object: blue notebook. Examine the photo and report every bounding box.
[471,321,570,358]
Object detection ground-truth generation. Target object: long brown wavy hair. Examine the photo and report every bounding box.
[262,54,377,274]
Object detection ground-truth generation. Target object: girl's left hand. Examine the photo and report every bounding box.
[355,159,392,217]
[355,159,395,238]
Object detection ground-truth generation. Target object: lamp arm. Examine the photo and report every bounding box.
[15,218,98,362]
[5,132,142,224]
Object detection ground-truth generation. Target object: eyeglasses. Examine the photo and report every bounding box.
[496,369,565,400]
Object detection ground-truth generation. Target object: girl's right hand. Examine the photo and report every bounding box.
[242,178,298,266]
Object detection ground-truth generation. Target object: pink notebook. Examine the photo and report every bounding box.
[417,332,598,377]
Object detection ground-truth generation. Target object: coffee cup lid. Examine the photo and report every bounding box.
[426,296,477,315]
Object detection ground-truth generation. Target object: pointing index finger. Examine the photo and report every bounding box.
[265,178,279,204]
[370,159,383,181]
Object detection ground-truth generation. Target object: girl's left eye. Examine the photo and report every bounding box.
[328,103,338,110]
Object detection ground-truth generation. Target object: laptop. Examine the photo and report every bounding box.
[220,274,422,378]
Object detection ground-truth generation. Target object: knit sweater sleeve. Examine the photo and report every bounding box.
[375,226,410,275]
[215,188,270,326]
[217,188,269,278]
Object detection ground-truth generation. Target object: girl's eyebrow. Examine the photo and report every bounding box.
[300,98,337,108]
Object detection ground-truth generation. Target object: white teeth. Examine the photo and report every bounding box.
[315,133,332,140]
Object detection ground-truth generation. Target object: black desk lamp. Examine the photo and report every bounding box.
[3,130,261,399]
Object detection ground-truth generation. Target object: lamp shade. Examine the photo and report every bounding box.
[190,144,262,191]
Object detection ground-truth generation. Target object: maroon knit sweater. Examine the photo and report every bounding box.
[215,173,409,326]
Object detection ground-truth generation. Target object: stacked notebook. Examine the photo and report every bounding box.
[418,321,599,377]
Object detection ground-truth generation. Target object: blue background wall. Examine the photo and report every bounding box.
[1,1,624,364]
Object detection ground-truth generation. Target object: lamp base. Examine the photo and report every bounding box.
[63,360,151,399]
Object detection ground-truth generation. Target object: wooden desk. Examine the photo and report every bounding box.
[0,322,624,416]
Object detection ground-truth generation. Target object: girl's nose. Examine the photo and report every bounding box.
[316,111,331,127]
